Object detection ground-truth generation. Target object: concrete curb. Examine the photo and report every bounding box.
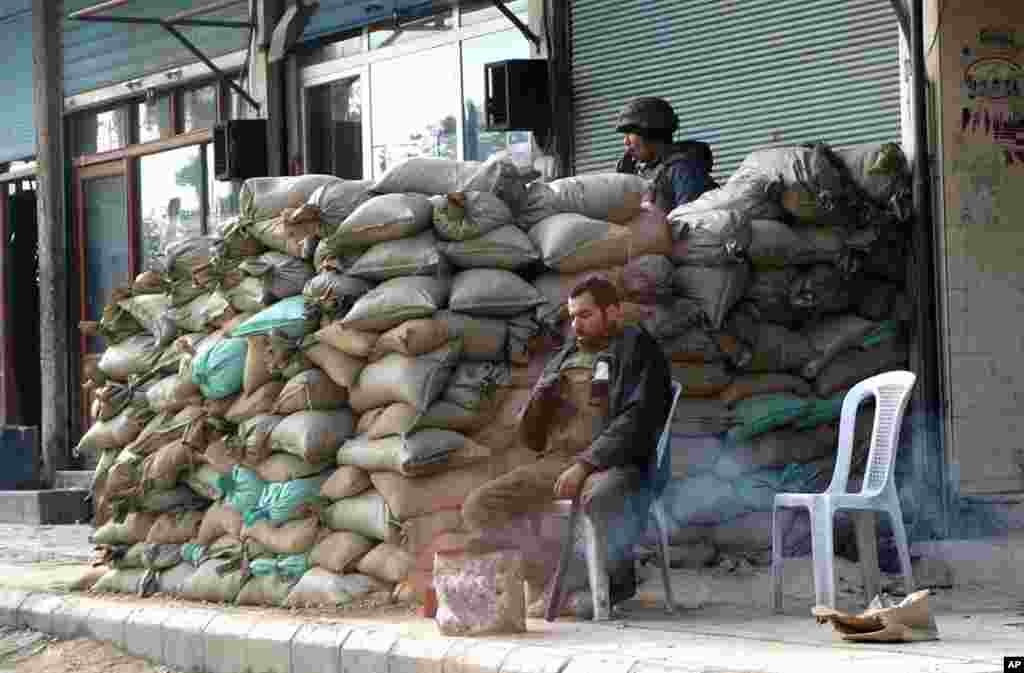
[0,590,701,673]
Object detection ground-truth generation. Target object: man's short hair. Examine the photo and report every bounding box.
[569,274,620,310]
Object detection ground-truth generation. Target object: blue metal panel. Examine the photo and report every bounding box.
[301,0,438,43]
[61,0,252,97]
[0,1,35,162]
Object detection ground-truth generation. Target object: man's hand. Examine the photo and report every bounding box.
[554,463,594,499]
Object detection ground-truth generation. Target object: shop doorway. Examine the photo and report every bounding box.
[3,186,41,428]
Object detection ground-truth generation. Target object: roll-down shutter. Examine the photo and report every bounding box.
[570,0,902,179]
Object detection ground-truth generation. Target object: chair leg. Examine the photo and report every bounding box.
[888,506,915,595]
[851,511,881,604]
[809,504,837,609]
[651,499,678,615]
[770,505,785,613]
[581,511,611,621]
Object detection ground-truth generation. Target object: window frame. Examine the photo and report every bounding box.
[300,6,528,175]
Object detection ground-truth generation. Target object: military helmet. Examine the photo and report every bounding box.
[615,97,679,137]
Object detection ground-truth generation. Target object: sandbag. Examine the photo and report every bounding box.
[833,142,910,205]
[372,155,533,206]
[669,208,751,265]
[215,277,270,314]
[139,439,195,494]
[191,335,248,400]
[357,403,418,438]
[145,510,204,545]
[233,414,285,466]
[230,296,313,340]
[741,271,807,327]
[75,407,152,459]
[747,219,846,269]
[326,193,433,250]
[673,263,750,329]
[720,373,813,406]
[241,216,311,258]
[242,516,320,555]
[449,269,543,317]
[245,474,330,526]
[302,179,375,236]
[217,464,267,515]
[314,322,379,359]
[98,334,163,381]
[801,314,878,380]
[256,452,325,482]
[270,409,355,464]
[242,335,273,395]
[146,374,203,413]
[622,297,703,341]
[370,462,493,521]
[185,464,227,501]
[180,558,247,603]
[273,370,348,415]
[142,543,183,571]
[116,294,177,346]
[303,272,374,324]
[235,572,298,607]
[309,530,375,574]
[432,191,514,241]
[336,430,490,477]
[662,327,723,364]
[520,173,648,227]
[241,175,341,221]
[341,276,450,332]
[320,465,372,500]
[443,361,509,411]
[400,509,465,556]
[347,230,446,281]
[301,340,365,389]
[321,490,395,541]
[726,423,839,471]
[813,338,909,398]
[530,213,632,273]
[167,292,231,334]
[91,512,159,546]
[238,252,315,301]
[93,568,147,595]
[621,255,675,303]
[356,543,414,584]
[726,394,809,443]
[661,473,745,527]
[197,501,244,545]
[285,569,385,608]
[670,362,733,397]
[348,343,460,414]
[225,381,287,424]
[671,398,735,435]
[370,318,449,362]
[433,311,507,361]
[789,263,856,317]
[440,225,538,270]
[116,484,210,518]
[415,399,492,434]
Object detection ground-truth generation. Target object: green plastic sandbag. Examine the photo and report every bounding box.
[793,392,847,431]
[249,554,310,580]
[191,335,248,400]
[244,474,329,527]
[228,296,312,340]
[726,394,809,443]
[218,465,268,514]
[181,543,208,568]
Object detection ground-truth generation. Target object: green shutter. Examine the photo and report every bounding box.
[570,0,902,179]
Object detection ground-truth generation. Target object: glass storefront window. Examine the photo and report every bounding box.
[83,173,129,352]
[138,94,173,143]
[183,84,218,132]
[139,145,204,271]
[74,107,129,156]
[460,0,529,27]
[206,143,241,233]
[462,30,532,163]
[307,76,363,179]
[370,9,455,50]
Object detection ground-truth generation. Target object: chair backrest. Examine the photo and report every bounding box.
[651,380,683,497]
[826,370,916,497]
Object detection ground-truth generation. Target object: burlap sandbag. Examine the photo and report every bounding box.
[302,340,364,390]
[415,399,493,434]
[370,462,494,521]
[369,319,449,362]
[336,430,490,477]
[75,407,152,459]
[224,381,286,424]
[356,543,414,584]
[145,510,204,545]
[197,501,244,545]
[520,173,648,227]
[241,175,342,221]
[432,191,514,241]
[326,193,433,250]
[269,409,355,464]
[347,230,445,281]
[243,335,274,395]
[340,276,450,332]
[348,342,460,414]
[142,542,184,571]
[320,465,372,500]
[530,213,633,273]
[433,311,507,362]
[184,464,227,501]
[125,407,206,457]
[235,573,297,607]
[234,414,285,466]
[146,374,203,413]
[284,569,386,608]
[309,530,376,574]
[93,568,148,595]
[203,437,241,475]
[358,403,418,438]
[139,440,195,494]
[313,322,378,359]
[257,452,325,483]
[180,558,247,604]
[273,369,349,415]
[91,512,159,546]
[242,516,320,556]
[98,334,163,382]
[320,491,395,541]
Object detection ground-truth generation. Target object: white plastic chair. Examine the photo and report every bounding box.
[543,380,683,621]
[770,370,917,611]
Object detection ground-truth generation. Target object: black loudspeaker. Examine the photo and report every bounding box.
[213,119,268,180]
[484,59,550,132]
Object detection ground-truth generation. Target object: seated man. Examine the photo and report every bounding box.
[461,274,672,617]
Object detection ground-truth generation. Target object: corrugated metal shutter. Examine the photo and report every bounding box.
[60,0,251,97]
[0,2,35,162]
[571,0,902,179]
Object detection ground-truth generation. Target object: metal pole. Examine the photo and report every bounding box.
[489,0,540,48]
[68,0,135,20]
[32,0,69,488]
[166,0,248,23]
[72,15,254,28]
[162,23,261,112]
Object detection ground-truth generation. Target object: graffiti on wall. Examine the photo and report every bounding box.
[960,27,1024,166]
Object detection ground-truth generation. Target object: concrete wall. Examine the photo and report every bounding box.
[928,1,1024,496]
